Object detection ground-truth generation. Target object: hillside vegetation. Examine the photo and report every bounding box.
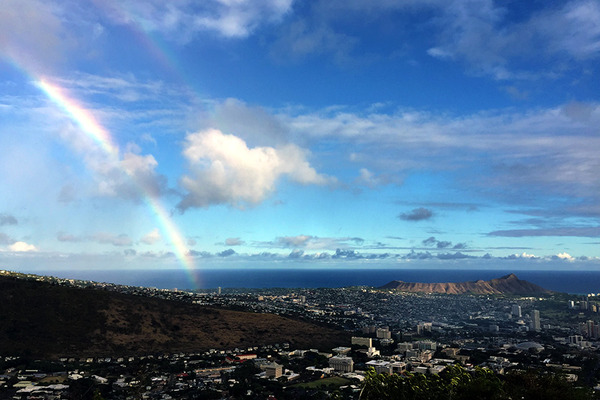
[0,275,348,357]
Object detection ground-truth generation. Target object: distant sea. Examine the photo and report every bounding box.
[25,268,600,295]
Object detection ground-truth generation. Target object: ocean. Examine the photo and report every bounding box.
[26,268,600,295]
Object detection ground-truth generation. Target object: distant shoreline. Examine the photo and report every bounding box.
[4,268,600,295]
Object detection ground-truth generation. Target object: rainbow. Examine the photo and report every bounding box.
[35,79,199,287]
[5,2,204,288]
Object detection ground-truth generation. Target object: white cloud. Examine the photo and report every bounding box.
[8,241,38,252]
[515,252,538,259]
[553,252,575,261]
[0,0,66,72]
[141,228,161,245]
[426,0,600,79]
[282,103,600,201]
[178,129,332,210]
[108,0,293,40]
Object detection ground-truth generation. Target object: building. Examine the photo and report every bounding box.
[416,322,432,335]
[376,327,391,339]
[329,356,354,373]
[265,363,283,379]
[365,360,407,374]
[332,347,351,355]
[531,310,541,332]
[511,304,522,318]
[416,340,437,351]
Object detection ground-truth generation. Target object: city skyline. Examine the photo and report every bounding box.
[1,0,599,273]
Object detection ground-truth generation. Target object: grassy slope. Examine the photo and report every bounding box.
[0,276,349,357]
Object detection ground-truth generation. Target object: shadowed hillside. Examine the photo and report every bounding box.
[379,273,552,294]
[0,275,348,357]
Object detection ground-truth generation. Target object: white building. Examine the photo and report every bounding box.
[329,356,354,373]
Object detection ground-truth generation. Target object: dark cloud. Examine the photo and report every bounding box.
[288,249,304,259]
[404,250,434,260]
[399,207,433,221]
[452,243,467,250]
[488,227,600,237]
[0,214,17,226]
[365,253,392,259]
[332,248,362,259]
[436,240,452,249]
[250,252,279,258]
[350,237,365,245]
[123,249,136,256]
[422,236,437,246]
[188,250,213,258]
[217,249,236,257]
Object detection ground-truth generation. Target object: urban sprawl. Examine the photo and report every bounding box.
[2,270,600,399]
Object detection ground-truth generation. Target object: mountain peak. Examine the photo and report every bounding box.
[379,274,551,295]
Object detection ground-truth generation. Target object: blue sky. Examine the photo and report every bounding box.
[1,0,599,275]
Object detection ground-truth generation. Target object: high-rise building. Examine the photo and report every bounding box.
[511,304,522,318]
[531,310,541,331]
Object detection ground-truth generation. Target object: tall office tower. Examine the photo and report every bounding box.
[511,304,522,318]
[531,309,541,331]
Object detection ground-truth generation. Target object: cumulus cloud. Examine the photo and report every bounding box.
[49,97,170,203]
[436,241,452,249]
[552,252,575,261]
[178,129,331,210]
[141,228,161,245]
[8,241,37,252]
[217,249,236,257]
[0,214,17,226]
[288,249,304,259]
[506,252,539,259]
[332,248,362,259]
[404,250,434,260]
[188,250,213,258]
[399,208,433,221]
[422,236,437,246]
